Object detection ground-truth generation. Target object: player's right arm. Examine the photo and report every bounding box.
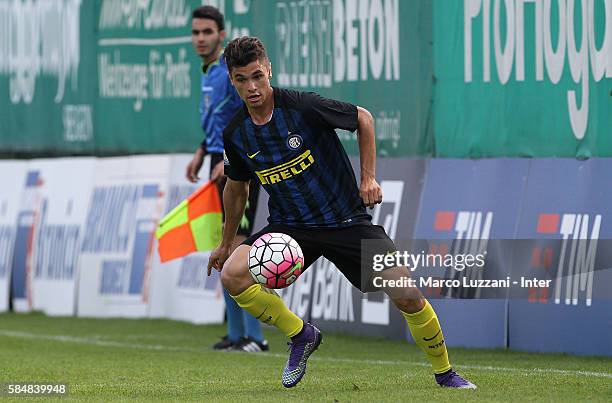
[207,178,249,275]
[208,129,252,275]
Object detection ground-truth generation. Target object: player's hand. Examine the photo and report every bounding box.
[186,149,205,183]
[207,243,232,276]
[210,160,225,183]
[360,176,383,209]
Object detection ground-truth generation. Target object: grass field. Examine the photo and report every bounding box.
[0,313,610,402]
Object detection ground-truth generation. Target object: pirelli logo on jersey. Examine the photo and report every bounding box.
[255,150,315,185]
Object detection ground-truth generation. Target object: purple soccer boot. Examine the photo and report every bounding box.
[435,369,477,389]
[282,323,322,388]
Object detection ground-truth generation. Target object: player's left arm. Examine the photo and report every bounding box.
[356,106,382,208]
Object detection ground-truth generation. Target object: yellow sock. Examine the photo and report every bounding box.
[231,284,303,337]
[402,300,451,374]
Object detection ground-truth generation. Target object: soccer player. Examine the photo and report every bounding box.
[186,6,268,353]
[207,36,476,389]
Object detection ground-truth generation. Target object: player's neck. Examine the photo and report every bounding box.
[248,91,274,126]
[202,47,222,68]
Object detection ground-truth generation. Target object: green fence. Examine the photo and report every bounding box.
[0,0,433,157]
[433,0,612,157]
[0,0,97,154]
[95,0,203,154]
[249,0,434,157]
[4,0,607,158]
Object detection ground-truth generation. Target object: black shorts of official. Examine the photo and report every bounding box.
[210,153,260,237]
[242,222,397,292]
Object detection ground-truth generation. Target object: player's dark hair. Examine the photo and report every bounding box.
[191,6,224,31]
[224,36,269,72]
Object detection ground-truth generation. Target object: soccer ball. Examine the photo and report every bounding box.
[248,233,304,289]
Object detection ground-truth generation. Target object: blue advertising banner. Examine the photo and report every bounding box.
[413,159,530,348]
[510,158,612,356]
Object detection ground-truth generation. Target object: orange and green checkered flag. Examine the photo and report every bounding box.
[155,180,223,263]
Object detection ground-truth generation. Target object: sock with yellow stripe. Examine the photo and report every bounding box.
[402,300,452,374]
[231,284,303,338]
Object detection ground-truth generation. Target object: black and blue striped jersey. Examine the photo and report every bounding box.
[223,87,370,228]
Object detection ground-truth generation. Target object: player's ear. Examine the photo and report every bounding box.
[219,30,226,42]
[267,61,273,79]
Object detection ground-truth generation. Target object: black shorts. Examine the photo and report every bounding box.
[210,153,260,237]
[242,222,397,292]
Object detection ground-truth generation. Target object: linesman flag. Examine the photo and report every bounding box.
[156,180,223,263]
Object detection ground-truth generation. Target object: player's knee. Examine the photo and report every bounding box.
[392,297,425,314]
[220,265,246,295]
[378,265,421,295]
[220,248,253,295]
[219,267,234,289]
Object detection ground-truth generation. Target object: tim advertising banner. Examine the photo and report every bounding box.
[510,158,612,356]
[77,156,169,318]
[0,161,26,312]
[148,155,225,324]
[413,159,529,348]
[27,158,96,316]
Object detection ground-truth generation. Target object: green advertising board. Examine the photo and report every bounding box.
[95,0,207,154]
[95,0,434,156]
[245,0,434,157]
[0,0,97,155]
[434,0,612,157]
[4,1,610,158]
[0,0,434,157]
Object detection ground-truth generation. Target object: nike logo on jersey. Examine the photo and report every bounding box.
[247,151,261,159]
